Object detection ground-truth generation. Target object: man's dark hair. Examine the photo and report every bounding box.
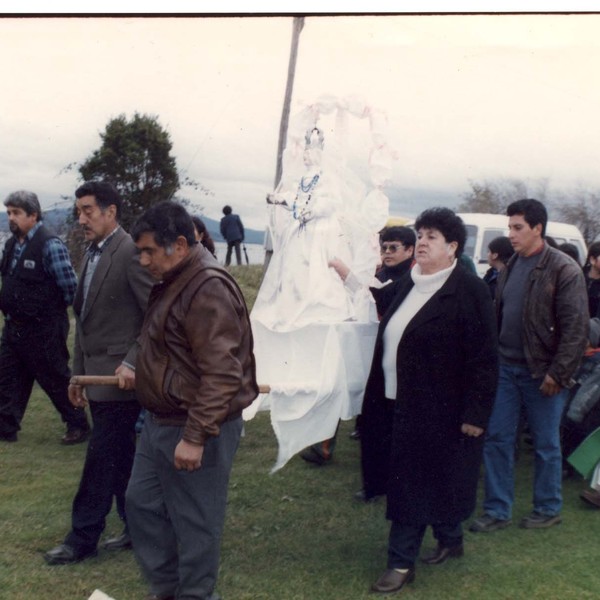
[380,226,416,250]
[488,236,514,264]
[506,198,547,238]
[132,201,196,247]
[75,181,122,220]
[414,207,466,257]
[4,190,42,221]
[588,241,600,261]
[222,205,232,216]
[558,242,580,263]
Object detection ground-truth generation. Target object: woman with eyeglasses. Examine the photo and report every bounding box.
[331,226,416,482]
[325,226,416,460]
[378,227,416,277]
[365,207,498,595]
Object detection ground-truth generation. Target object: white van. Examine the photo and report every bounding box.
[458,213,587,277]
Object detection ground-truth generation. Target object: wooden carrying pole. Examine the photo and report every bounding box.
[70,375,271,394]
[70,375,119,386]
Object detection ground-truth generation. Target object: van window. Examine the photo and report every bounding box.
[480,229,508,263]
[464,225,477,258]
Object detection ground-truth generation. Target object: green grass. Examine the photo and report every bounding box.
[227,264,264,311]
[1,265,600,599]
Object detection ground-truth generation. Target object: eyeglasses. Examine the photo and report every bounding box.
[380,243,403,254]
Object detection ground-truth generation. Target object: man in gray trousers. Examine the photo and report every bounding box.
[127,201,258,600]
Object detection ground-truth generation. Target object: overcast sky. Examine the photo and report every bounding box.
[2,14,600,228]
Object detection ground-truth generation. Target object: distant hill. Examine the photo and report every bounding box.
[0,207,266,245]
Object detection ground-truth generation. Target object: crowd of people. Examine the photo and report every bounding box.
[0,185,257,600]
[1,183,599,598]
[299,199,598,595]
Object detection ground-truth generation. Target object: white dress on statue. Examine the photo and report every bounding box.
[251,167,354,332]
[245,97,393,471]
[247,160,384,472]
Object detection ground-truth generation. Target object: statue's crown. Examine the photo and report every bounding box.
[305,127,324,150]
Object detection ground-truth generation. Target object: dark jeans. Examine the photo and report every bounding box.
[0,315,88,437]
[387,521,463,569]
[483,362,567,520]
[225,241,242,266]
[65,399,140,552]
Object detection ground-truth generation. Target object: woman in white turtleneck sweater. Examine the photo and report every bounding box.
[380,258,456,400]
[365,208,498,596]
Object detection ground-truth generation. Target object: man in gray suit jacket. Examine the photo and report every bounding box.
[45,181,154,565]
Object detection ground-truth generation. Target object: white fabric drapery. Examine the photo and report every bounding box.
[245,95,392,471]
[244,321,378,471]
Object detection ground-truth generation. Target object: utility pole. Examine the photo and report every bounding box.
[274,16,305,189]
[263,16,305,272]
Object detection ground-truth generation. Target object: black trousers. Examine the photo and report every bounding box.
[0,315,88,437]
[360,397,395,499]
[225,241,242,266]
[65,399,140,552]
[387,521,463,569]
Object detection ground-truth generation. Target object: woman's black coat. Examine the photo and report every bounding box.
[361,264,498,524]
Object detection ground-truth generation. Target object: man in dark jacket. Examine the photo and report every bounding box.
[584,241,600,318]
[44,181,153,566]
[470,199,588,533]
[220,204,245,266]
[127,201,258,600]
[0,190,89,444]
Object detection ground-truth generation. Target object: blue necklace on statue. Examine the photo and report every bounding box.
[293,172,320,229]
[300,173,319,193]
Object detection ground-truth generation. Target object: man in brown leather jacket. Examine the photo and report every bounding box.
[470,198,588,534]
[126,201,258,600]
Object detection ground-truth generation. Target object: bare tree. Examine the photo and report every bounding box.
[554,189,600,245]
[458,177,550,214]
[459,178,598,245]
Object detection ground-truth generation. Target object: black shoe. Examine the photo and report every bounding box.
[62,426,91,445]
[370,567,415,593]
[519,511,562,529]
[580,489,600,509]
[0,432,17,442]
[420,544,464,565]
[469,514,512,533]
[300,447,331,466]
[102,533,132,550]
[44,543,97,565]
